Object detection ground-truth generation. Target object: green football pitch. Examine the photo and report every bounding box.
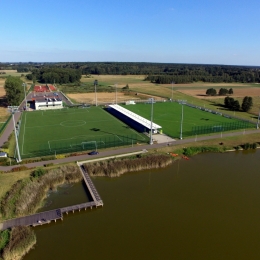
[18,107,148,158]
[121,102,254,138]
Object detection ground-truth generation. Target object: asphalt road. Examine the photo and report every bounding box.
[0,117,259,171]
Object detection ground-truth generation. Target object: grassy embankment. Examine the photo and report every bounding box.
[0,165,82,221]
[84,153,173,177]
[0,226,36,260]
[0,164,82,260]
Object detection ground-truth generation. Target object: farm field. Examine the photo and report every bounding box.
[78,75,260,118]
[18,107,148,158]
[121,102,254,139]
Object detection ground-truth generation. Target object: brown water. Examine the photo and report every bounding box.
[25,150,260,260]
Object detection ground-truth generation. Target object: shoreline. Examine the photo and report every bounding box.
[0,137,259,259]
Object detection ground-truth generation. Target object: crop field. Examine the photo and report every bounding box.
[18,107,148,158]
[121,102,254,138]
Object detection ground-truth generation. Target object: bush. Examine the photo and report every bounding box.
[243,143,250,150]
[251,143,258,149]
[2,226,36,260]
[31,168,46,178]
[183,146,220,156]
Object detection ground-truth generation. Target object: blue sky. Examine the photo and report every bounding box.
[1,0,260,65]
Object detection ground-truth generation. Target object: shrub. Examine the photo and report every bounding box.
[31,168,46,178]
[2,226,36,260]
[243,143,250,150]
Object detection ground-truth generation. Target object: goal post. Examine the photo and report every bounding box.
[81,141,97,151]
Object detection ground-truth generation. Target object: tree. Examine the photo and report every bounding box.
[228,88,233,95]
[232,100,240,111]
[4,76,24,105]
[241,96,253,112]
[122,84,129,90]
[206,88,217,96]
[224,96,234,108]
[218,88,229,95]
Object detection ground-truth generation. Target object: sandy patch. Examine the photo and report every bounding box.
[67,92,139,104]
[67,92,163,104]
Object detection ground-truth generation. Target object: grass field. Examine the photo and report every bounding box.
[121,102,255,138]
[18,107,148,158]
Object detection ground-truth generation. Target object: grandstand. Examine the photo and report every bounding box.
[108,104,162,133]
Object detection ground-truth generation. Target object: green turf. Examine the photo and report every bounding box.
[18,107,148,158]
[121,102,254,138]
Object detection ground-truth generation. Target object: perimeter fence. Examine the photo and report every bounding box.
[0,115,12,135]
[192,121,252,136]
[21,134,147,159]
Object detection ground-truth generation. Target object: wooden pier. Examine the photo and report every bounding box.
[0,166,103,231]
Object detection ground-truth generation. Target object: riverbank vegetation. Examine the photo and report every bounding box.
[84,154,173,177]
[0,226,36,260]
[0,165,82,220]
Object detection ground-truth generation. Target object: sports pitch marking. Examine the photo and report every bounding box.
[60,120,86,127]
[47,133,125,151]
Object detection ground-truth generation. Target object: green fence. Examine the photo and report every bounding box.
[0,115,12,135]
[192,121,252,136]
[21,134,147,159]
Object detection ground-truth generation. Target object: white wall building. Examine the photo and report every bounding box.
[35,97,63,110]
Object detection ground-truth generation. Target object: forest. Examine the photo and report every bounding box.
[1,62,260,84]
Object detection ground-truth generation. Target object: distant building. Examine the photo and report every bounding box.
[0,152,7,157]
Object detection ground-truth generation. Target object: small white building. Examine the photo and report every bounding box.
[31,95,63,110]
[0,152,7,157]
[125,100,136,105]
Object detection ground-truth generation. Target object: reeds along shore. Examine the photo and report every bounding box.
[0,226,36,260]
[0,165,82,220]
[84,154,173,177]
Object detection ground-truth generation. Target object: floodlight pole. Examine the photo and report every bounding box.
[171,81,174,101]
[94,80,98,106]
[115,83,117,104]
[11,111,22,162]
[180,101,185,140]
[22,83,27,110]
[257,109,260,129]
[150,98,154,145]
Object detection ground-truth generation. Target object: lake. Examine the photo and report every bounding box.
[25,149,260,260]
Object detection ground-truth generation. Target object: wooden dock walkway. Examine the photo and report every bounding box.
[0,166,103,231]
[78,164,103,205]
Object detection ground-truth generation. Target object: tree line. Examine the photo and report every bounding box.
[224,96,253,112]
[1,62,260,84]
[206,88,233,96]
[26,68,81,84]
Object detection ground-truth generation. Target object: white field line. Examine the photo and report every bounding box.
[114,134,123,142]
[47,135,110,150]
[22,112,27,155]
[26,123,61,128]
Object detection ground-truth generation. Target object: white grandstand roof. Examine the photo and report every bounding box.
[109,104,162,130]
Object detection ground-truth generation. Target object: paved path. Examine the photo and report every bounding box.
[0,126,259,171]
